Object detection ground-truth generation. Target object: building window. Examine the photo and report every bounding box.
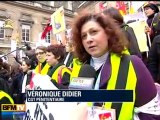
[42,26,51,43]
[22,24,30,42]
[0,20,5,40]
[68,1,73,10]
[54,1,68,8]
[46,31,51,43]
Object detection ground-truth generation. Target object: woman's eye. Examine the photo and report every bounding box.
[90,30,97,34]
[81,34,86,40]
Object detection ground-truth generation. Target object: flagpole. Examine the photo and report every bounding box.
[141,5,151,58]
[142,5,151,48]
[128,1,131,14]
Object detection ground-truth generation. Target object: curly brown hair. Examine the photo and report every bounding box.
[71,10,128,63]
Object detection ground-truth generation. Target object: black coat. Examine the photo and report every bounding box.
[11,71,24,104]
[121,24,142,58]
[63,52,74,67]
[146,12,160,47]
[147,35,160,84]
[0,69,12,95]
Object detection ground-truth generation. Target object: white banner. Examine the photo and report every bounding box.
[128,20,149,52]
[11,40,17,57]
[24,74,116,120]
[23,74,78,120]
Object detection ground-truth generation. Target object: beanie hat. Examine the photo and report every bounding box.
[144,3,159,13]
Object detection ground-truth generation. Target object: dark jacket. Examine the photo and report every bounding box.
[11,71,24,104]
[146,12,160,47]
[0,69,12,95]
[147,35,160,84]
[121,24,142,58]
[63,52,74,67]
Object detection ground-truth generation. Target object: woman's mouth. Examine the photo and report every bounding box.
[88,46,97,51]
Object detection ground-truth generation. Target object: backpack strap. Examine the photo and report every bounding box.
[124,25,129,31]
[121,24,129,31]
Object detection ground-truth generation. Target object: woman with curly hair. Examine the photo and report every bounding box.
[71,10,160,120]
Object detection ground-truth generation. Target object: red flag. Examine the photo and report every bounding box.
[116,1,127,15]
[99,2,105,12]
[99,112,112,120]
[41,19,52,39]
[29,72,35,89]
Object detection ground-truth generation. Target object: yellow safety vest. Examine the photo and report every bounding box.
[0,91,14,104]
[122,48,130,55]
[51,65,72,83]
[88,53,137,120]
[70,58,83,81]
[70,53,136,119]
[35,62,50,75]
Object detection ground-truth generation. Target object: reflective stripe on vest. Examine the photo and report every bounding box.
[70,58,82,80]
[105,53,137,120]
[35,63,50,75]
[87,53,137,120]
[122,48,130,55]
[0,91,14,104]
[51,65,72,83]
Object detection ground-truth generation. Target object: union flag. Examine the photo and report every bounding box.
[116,1,127,16]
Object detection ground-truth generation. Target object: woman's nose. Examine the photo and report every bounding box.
[86,34,93,43]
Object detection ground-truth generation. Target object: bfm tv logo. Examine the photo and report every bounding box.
[2,104,26,111]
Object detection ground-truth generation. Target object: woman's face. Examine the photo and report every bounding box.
[21,61,30,72]
[46,52,59,66]
[35,49,46,63]
[81,20,108,58]
[144,7,155,17]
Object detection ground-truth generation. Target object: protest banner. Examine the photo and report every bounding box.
[128,20,149,52]
[51,6,66,34]
[11,40,17,57]
[24,74,78,120]
[24,74,117,120]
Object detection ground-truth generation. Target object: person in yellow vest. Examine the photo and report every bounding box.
[71,10,160,119]
[69,57,83,80]
[35,46,50,75]
[46,44,71,89]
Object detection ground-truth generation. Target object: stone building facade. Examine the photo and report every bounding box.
[0,1,75,63]
[0,1,105,64]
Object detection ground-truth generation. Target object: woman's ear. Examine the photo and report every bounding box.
[28,65,31,69]
[56,56,61,61]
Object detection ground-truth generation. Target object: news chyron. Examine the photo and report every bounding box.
[1,104,26,119]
